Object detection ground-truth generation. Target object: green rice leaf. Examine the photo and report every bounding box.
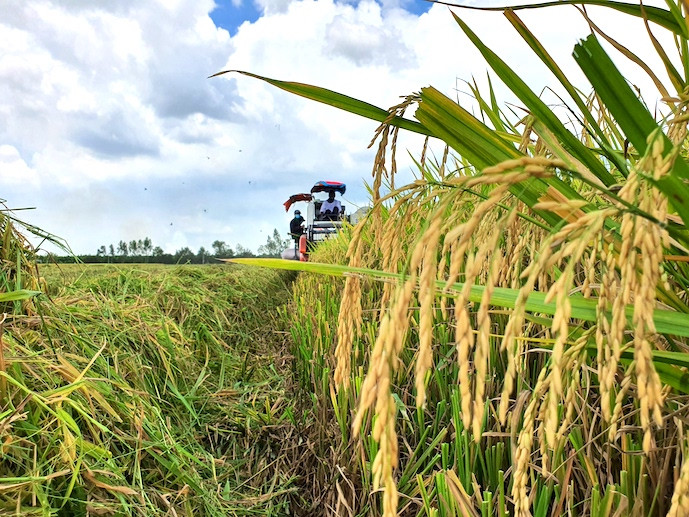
[502,10,629,177]
[415,86,519,169]
[226,258,689,338]
[446,1,685,37]
[0,289,40,302]
[452,12,617,187]
[210,69,433,136]
[574,35,689,228]
[415,87,596,230]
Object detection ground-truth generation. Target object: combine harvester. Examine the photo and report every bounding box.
[282,180,359,261]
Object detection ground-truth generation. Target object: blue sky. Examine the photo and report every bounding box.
[210,0,434,35]
[210,1,263,35]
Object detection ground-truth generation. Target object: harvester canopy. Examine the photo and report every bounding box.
[284,181,346,211]
[283,193,313,212]
[310,181,346,195]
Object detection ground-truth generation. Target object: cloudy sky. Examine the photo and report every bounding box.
[0,0,671,255]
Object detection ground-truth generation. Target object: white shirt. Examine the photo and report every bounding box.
[320,199,342,213]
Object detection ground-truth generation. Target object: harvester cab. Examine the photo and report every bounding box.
[282,180,347,261]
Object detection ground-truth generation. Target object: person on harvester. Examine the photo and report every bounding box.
[319,190,342,220]
[289,210,304,247]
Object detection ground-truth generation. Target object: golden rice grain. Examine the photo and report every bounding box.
[472,227,502,441]
[668,438,689,517]
[512,370,549,517]
[415,215,443,408]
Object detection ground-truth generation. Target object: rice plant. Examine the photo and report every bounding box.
[226,1,689,515]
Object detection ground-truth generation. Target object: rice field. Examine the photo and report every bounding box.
[1,260,312,516]
[5,2,689,516]
[223,1,689,515]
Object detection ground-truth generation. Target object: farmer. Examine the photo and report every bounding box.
[319,190,342,220]
[289,210,304,243]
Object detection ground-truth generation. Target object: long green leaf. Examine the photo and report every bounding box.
[573,36,661,157]
[210,69,433,136]
[0,289,40,302]
[441,1,685,37]
[502,10,629,178]
[452,12,617,187]
[574,35,689,228]
[415,87,587,229]
[225,258,689,338]
[415,86,519,169]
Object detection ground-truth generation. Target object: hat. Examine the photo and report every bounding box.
[294,210,301,215]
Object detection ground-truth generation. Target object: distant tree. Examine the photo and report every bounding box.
[117,240,128,256]
[109,244,115,257]
[257,229,290,257]
[212,240,232,258]
[142,237,153,256]
[234,244,254,258]
[152,246,164,257]
[129,240,139,256]
[96,245,107,257]
[197,246,209,264]
[174,247,193,263]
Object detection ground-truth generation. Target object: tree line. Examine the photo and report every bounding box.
[43,229,291,264]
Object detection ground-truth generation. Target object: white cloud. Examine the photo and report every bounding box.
[0,145,39,187]
[0,0,676,256]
